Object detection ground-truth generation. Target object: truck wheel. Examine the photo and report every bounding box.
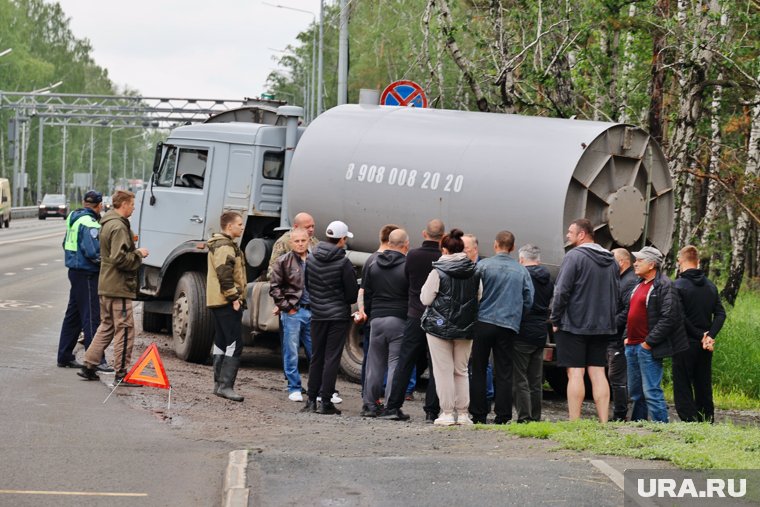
[172,271,214,362]
[339,321,363,383]
[143,310,169,333]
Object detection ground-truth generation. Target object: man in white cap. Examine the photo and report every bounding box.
[302,220,359,415]
[618,246,688,423]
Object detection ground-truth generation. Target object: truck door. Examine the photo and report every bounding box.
[138,144,211,268]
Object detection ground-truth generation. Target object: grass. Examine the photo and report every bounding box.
[490,420,760,470]
[660,289,760,410]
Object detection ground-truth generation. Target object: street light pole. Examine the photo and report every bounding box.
[109,127,123,194]
[318,0,324,115]
[337,0,348,105]
[37,118,43,202]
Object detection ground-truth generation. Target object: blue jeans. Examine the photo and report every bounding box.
[626,344,668,422]
[281,308,312,393]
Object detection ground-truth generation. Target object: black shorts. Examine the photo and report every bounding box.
[555,330,610,368]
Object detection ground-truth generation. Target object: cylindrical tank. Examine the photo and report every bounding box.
[288,105,674,272]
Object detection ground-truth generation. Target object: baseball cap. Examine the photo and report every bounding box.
[83,190,103,204]
[632,246,664,266]
[325,220,354,239]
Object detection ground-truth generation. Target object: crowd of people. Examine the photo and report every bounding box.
[58,192,726,425]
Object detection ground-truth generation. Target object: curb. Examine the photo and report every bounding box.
[222,449,250,507]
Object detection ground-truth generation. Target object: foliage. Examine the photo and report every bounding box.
[496,419,760,470]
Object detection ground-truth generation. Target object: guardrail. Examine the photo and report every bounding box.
[10,206,40,219]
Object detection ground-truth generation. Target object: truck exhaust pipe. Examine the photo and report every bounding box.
[277,105,304,229]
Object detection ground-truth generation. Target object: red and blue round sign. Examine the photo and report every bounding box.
[380,80,428,108]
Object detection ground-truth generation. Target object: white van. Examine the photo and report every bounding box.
[0,178,10,228]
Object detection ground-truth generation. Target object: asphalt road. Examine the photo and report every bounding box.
[0,218,225,506]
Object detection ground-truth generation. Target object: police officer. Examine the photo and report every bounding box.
[56,190,111,371]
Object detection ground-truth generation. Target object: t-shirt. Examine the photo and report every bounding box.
[626,280,652,345]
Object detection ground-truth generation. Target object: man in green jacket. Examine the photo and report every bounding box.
[78,190,148,385]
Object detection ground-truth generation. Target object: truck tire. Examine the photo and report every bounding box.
[544,367,568,397]
[339,321,363,383]
[142,310,169,334]
[172,271,214,362]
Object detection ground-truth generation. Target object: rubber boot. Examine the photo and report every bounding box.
[611,385,628,421]
[213,355,224,396]
[217,356,244,402]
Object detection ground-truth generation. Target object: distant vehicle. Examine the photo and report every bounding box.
[38,194,68,219]
[102,195,112,213]
[0,178,11,228]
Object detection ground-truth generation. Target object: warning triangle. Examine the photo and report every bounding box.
[123,343,170,389]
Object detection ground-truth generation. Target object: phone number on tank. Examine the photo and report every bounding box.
[345,163,464,193]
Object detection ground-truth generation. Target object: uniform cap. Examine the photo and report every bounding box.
[83,190,103,204]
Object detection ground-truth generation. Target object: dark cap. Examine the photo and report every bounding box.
[83,190,103,204]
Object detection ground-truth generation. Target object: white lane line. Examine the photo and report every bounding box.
[23,268,33,271]
[0,490,147,497]
[39,263,48,266]
[0,232,62,246]
[54,259,62,262]
[4,273,15,276]
[590,459,624,490]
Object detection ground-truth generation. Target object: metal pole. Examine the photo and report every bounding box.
[311,22,317,121]
[132,157,135,179]
[19,120,27,206]
[123,143,127,182]
[337,0,348,106]
[89,127,94,188]
[61,124,67,195]
[317,0,324,116]
[37,118,43,203]
[108,132,113,194]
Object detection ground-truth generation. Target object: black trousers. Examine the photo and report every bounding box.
[385,316,440,415]
[211,305,243,357]
[672,340,714,423]
[470,321,515,422]
[57,270,102,364]
[607,338,628,420]
[307,320,349,401]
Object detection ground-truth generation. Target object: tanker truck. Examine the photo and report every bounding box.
[132,103,674,393]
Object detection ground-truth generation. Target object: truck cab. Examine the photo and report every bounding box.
[133,106,304,363]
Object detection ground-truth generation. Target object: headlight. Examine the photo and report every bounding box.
[58,205,66,209]
[39,205,45,209]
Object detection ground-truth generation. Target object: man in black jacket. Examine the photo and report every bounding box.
[360,229,409,416]
[609,248,638,421]
[673,245,727,422]
[619,246,689,422]
[514,244,554,423]
[379,219,444,422]
[303,220,359,415]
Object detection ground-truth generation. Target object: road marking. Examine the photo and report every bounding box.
[4,273,15,276]
[0,231,62,246]
[0,490,147,497]
[23,267,33,271]
[590,459,624,489]
[39,263,48,266]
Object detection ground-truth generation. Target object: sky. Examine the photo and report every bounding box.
[55,0,324,100]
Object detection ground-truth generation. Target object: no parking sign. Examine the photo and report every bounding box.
[380,80,428,108]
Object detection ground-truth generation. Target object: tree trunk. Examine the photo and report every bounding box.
[618,4,637,124]
[435,0,490,112]
[647,0,670,145]
[723,76,760,304]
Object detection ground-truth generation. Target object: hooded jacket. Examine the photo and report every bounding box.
[675,268,726,341]
[550,242,619,335]
[306,241,359,321]
[421,253,480,340]
[207,233,247,308]
[517,264,554,346]
[615,266,639,335]
[97,209,143,298]
[618,270,690,359]
[63,207,101,273]
[363,249,409,320]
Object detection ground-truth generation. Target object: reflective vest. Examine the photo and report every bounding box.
[64,213,101,252]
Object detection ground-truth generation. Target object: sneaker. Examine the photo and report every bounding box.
[96,363,114,373]
[378,408,411,421]
[58,360,83,368]
[317,401,341,415]
[288,391,304,402]
[361,404,379,417]
[425,412,437,424]
[331,392,342,404]
[301,399,317,413]
[433,412,457,426]
[456,412,474,426]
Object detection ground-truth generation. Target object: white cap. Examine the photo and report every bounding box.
[325,220,353,239]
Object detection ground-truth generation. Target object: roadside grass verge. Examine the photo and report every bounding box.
[487,420,760,469]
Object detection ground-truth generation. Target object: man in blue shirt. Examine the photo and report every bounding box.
[469,230,534,424]
[56,190,110,371]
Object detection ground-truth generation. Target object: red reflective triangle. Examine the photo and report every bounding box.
[123,343,170,389]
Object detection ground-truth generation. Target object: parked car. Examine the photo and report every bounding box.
[38,194,68,219]
[102,195,112,213]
